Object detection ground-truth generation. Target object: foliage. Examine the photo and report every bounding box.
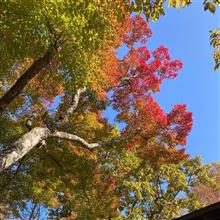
[193,162,220,206]
[0,150,217,219]
[210,29,220,71]
[0,0,120,111]
[119,0,220,21]
[0,0,218,219]
[117,0,220,70]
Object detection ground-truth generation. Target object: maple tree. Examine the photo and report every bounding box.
[117,0,220,71]
[0,1,218,219]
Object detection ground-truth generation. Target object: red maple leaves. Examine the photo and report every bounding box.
[167,104,193,146]
[110,15,192,162]
[125,16,152,46]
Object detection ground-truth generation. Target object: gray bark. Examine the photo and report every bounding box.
[0,88,125,173]
[0,127,127,173]
[0,127,50,172]
[56,87,86,126]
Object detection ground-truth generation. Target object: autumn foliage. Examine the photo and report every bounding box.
[0,1,215,219]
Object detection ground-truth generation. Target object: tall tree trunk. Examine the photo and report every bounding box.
[0,51,53,112]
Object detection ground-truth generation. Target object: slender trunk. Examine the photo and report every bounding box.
[0,127,50,172]
[0,51,53,112]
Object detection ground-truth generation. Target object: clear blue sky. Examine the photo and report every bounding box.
[105,3,220,163]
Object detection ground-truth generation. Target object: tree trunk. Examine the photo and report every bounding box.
[0,127,50,172]
[0,51,53,112]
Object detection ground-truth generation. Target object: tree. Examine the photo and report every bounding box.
[0,0,124,170]
[0,1,217,219]
[117,0,220,71]
[193,163,220,206]
[0,8,191,173]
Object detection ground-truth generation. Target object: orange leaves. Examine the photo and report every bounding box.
[125,16,152,47]
[30,60,64,104]
[140,142,189,165]
[126,96,167,137]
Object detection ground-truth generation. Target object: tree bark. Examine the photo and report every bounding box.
[0,51,53,112]
[0,127,50,172]
[0,127,122,173]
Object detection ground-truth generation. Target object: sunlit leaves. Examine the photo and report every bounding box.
[210,29,220,71]
[0,1,211,219]
[193,163,220,206]
[0,0,119,110]
[204,0,220,14]
[117,157,216,219]
[168,0,192,8]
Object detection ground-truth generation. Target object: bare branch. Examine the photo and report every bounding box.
[56,87,86,126]
[0,124,134,173]
[52,130,134,150]
[51,131,101,150]
[0,127,117,173]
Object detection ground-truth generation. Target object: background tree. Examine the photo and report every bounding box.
[193,163,220,206]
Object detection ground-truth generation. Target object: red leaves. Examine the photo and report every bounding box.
[167,104,193,146]
[124,96,167,137]
[113,45,183,112]
[93,14,191,163]
[125,16,152,46]
[118,96,192,152]
[140,144,190,165]
[152,46,183,79]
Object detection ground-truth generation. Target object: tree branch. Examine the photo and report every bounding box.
[51,131,103,150]
[56,87,87,126]
[0,50,54,112]
[0,125,132,173]
[0,127,50,172]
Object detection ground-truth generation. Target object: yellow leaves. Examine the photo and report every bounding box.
[69,111,105,143]
[204,0,220,13]
[32,180,61,207]
[168,0,191,8]
[79,112,104,130]
[210,29,220,71]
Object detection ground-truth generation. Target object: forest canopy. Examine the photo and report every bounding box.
[0,0,219,219]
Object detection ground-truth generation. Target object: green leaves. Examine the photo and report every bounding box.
[204,2,216,13]
[0,0,117,107]
[121,0,192,22]
[117,157,217,219]
[210,29,220,71]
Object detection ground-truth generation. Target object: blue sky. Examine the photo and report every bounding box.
[105,2,220,163]
[147,3,220,163]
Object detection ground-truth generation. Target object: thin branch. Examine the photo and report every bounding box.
[1,155,27,190]
[51,131,101,150]
[51,130,130,150]
[56,87,86,126]
[29,203,37,220]
[82,185,92,210]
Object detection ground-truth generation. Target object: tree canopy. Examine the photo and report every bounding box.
[0,0,219,219]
